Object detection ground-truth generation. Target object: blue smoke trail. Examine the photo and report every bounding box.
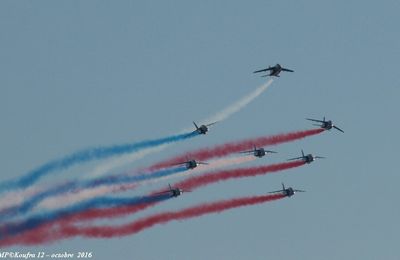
[0,193,171,239]
[0,166,187,222]
[0,131,198,193]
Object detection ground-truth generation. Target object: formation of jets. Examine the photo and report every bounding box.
[161,63,343,199]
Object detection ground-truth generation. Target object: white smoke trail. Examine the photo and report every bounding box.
[0,186,40,211]
[87,145,168,179]
[87,79,273,178]
[201,79,273,124]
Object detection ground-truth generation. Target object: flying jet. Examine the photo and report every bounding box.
[306,117,344,133]
[173,159,209,170]
[268,183,305,197]
[253,64,294,77]
[287,149,325,164]
[239,146,277,158]
[193,121,217,135]
[154,184,191,198]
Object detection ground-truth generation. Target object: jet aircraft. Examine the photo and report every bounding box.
[287,149,325,164]
[239,146,277,158]
[306,117,344,133]
[155,184,190,198]
[173,159,208,170]
[268,183,305,197]
[193,121,217,135]
[253,64,294,77]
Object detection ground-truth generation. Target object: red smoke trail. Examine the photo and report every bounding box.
[147,128,323,171]
[2,193,285,246]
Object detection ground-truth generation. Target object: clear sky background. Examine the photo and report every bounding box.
[1,1,399,259]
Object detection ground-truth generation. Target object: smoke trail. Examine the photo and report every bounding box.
[202,79,273,124]
[148,128,324,171]
[0,166,187,221]
[77,193,285,238]
[0,193,284,246]
[38,160,305,224]
[0,132,198,193]
[39,183,139,211]
[0,187,40,212]
[39,155,256,211]
[0,193,172,241]
[88,145,168,179]
[88,79,274,179]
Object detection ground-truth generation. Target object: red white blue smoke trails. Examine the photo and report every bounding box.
[19,160,305,227]
[0,131,198,193]
[147,128,324,171]
[0,193,285,246]
[37,155,257,212]
[0,193,172,243]
[0,166,187,221]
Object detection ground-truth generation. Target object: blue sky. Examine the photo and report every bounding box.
[1,1,399,259]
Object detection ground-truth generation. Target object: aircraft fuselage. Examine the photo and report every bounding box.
[304,154,315,163]
[254,149,266,157]
[171,189,182,197]
[197,125,208,134]
[321,120,333,130]
[270,64,282,76]
[185,160,198,169]
[285,188,295,197]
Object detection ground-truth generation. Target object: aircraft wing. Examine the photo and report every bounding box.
[306,118,324,123]
[239,150,253,154]
[206,121,218,127]
[153,190,170,196]
[170,161,187,166]
[293,189,306,192]
[268,190,283,194]
[287,157,303,161]
[253,68,271,73]
[281,68,294,72]
[333,126,344,133]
